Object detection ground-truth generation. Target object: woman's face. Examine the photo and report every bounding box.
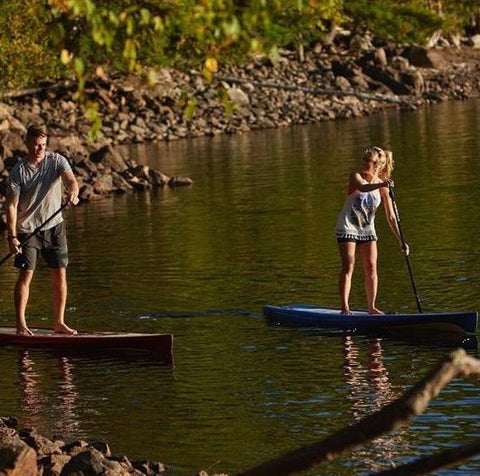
[363,153,382,176]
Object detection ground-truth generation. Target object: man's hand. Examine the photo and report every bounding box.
[67,191,79,206]
[8,236,21,255]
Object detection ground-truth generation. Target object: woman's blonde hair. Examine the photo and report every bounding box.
[379,149,394,180]
[363,146,393,180]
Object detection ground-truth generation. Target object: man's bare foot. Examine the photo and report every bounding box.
[341,308,353,315]
[54,323,77,335]
[17,326,34,336]
[368,308,384,315]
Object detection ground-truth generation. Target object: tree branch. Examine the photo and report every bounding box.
[237,349,480,476]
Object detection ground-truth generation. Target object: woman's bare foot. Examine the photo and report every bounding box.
[368,307,384,315]
[16,326,34,336]
[54,323,77,335]
[341,308,353,315]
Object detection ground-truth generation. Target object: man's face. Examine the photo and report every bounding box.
[27,135,47,161]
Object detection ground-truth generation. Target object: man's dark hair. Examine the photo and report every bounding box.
[26,124,48,142]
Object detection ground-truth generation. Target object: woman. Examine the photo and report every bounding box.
[335,146,409,315]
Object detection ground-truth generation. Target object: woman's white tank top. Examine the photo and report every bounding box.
[335,188,382,241]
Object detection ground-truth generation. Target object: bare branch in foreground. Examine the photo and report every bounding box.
[237,349,480,476]
[376,439,480,476]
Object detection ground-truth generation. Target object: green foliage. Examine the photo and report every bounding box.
[2,0,479,94]
[343,0,443,44]
[1,0,480,138]
[0,1,61,89]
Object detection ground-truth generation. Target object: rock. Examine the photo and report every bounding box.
[79,183,96,201]
[49,134,88,160]
[86,440,111,457]
[89,145,129,173]
[59,448,123,476]
[111,171,134,192]
[92,174,115,194]
[223,84,250,106]
[19,428,63,456]
[168,176,193,187]
[403,45,446,69]
[468,34,480,48]
[0,436,38,476]
[149,169,170,187]
[39,453,71,476]
[334,75,351,91]
[0,130,28,161]
[1,417,19,429]
[362,65,410,95]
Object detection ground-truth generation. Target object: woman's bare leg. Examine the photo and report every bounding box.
[338,241,356,314]
[358,241,383,314]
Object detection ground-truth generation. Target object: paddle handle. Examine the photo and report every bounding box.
[389,186,423,313]
[0,202,69,267]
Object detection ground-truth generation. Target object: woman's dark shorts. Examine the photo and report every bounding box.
[14,222,68,270]
[337,237,377,245]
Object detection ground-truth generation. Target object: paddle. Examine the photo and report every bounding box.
[388,186,422,313]
[0,202,70,267]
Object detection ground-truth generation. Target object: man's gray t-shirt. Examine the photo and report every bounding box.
[7,152,72,233]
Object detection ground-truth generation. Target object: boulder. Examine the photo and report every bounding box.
[0,436,38,476]
[59,448,123,476]
[403,45,446,69]
[89,145,129,173]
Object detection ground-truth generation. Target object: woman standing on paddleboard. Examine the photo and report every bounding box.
[335,146,409,315]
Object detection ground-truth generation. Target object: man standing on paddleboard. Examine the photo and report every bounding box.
[6,124,79,336]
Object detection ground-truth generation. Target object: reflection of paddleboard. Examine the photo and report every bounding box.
[264,304,478,334]
[0,327,174,364]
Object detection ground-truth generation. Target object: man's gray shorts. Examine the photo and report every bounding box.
[14,222,68,270]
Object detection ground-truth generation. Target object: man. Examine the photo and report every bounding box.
[6,124,79,335]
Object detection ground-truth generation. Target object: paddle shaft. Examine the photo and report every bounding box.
[388,186,423,313]
[0,202,69,267]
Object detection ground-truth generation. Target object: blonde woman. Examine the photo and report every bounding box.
[335,147,409,315]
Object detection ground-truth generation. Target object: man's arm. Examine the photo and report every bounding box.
[61,170,79,205]
[6,194,20,253]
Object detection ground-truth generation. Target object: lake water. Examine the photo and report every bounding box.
[1,100,480,475]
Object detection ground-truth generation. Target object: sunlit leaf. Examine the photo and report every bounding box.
[205,57,218,73]
[60,48,71,65]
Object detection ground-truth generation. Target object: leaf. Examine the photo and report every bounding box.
[73,57,84,76]
[204,56,218,73]
[60,48,71,65]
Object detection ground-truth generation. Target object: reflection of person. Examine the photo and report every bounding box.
[6,125,79,335]
[342,335,408,471]
[335,147,409,315]
[19,351,80,436]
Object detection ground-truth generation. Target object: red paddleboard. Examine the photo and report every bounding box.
[0,327,174,364]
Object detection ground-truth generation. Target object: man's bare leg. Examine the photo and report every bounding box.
[15,270,34,335]
[51,268,76,335]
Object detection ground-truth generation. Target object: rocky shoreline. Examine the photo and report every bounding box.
[0,416,224,476]
[1,37,480,476]
[1,40,480,228]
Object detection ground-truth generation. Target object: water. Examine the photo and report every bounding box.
[1,100,480,475]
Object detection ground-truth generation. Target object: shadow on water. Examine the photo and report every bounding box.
[122,308,263,319]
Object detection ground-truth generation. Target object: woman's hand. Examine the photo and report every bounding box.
[401,242,410,256]
[383,178,394,188]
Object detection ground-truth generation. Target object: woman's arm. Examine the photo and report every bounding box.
[380,187,409,255]
[349,172,392,193]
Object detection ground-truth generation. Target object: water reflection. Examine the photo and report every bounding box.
[18,350,80,438]
[343,335,409,472]
[14,348,173,442]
